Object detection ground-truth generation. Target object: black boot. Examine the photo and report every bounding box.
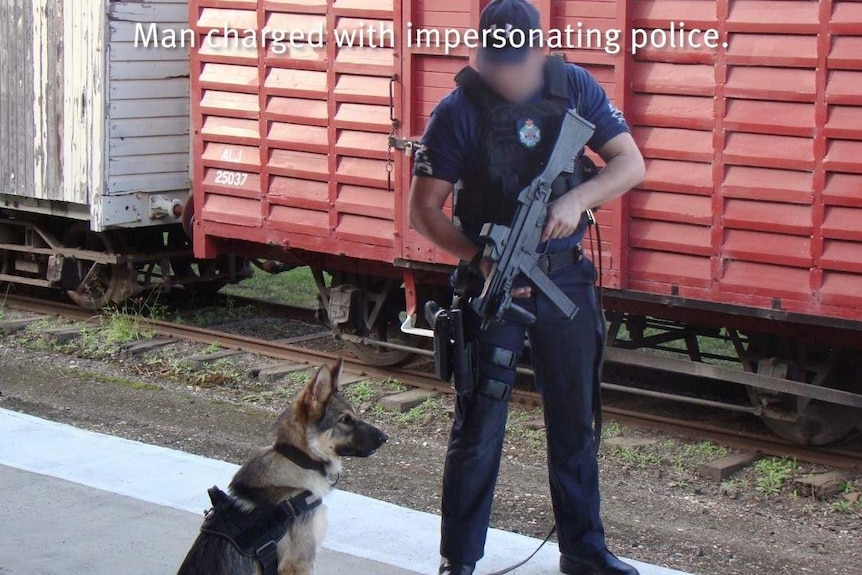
[560,549,639,575]
[439,559,475,575]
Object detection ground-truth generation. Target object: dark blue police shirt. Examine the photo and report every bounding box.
[412,62,631,253]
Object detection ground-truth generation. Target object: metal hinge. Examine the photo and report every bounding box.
[388,136,421,157]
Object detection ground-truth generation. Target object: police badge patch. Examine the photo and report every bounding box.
[517,118,541,149]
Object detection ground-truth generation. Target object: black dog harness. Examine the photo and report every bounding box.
[199,444,326,575]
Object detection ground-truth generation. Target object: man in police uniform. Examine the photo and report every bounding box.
[409,1,645,574]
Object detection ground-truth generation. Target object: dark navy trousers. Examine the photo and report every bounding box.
[440,257,607,564]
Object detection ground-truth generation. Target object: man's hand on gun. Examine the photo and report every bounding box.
[541,188,585,242]
[474,253,532,299]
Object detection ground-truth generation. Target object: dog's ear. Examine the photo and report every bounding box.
[329,358,343,392]
[308,362,336,407]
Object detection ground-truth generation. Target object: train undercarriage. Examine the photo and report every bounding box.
[2,221,859,447]
[301,262,862,447]
[0,212,247,309]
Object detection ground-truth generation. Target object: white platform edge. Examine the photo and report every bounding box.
[0,408,689,575]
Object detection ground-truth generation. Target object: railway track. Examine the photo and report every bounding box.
[2,293,861,471]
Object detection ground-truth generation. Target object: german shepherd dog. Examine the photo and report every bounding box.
[177,359,388,575]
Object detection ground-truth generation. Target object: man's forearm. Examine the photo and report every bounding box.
[412,208,480,262]
[569,149,645,210]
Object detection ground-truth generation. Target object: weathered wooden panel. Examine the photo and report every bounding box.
[105,0,191,197]
[65,1,107,207]
[0,0,64,201]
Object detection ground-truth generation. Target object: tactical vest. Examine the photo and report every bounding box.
[453,55,593,242]
[197,486,321,575]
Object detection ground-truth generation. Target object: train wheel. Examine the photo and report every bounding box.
[323,272,417,367]
[746,339,862,445]
[61,224,124,309]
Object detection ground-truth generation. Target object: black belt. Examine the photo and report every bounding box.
[536,243,583,275]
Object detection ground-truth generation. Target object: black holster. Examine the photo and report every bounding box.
[425,299,474,395]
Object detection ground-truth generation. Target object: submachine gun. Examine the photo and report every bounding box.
[426,109,596,387]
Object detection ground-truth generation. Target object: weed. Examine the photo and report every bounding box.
[829,500,858,515]
[381,377,407,392]
[344,379,374,404]
[99,310,153,346]
[189,297,254,327]
[601,420,624,439]
[613,445,663,469]
[75,370,161,391]
[202,342,222,354]
[395,396,444,427]
[754,457,796,496]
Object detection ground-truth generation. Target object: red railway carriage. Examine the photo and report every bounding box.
[188,0,862,445]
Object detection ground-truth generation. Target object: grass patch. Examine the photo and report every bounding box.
[223,267,328,308]
[394,396,445,427]
[242,385,302,405]
[186,297,254,327]
[754,457,797,496]
[602,419,624,439]
[612,445,664,469]
[76,370,161,391]
[343,379,374,404]
[505,407,546,449]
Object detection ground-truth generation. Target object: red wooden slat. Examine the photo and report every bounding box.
[628,190,713,225]
[629,94,715,130]
[632,62,715,96]
[820,271,862,308]
[268,205,330,236]
[633,126,714,163]
[267,122,329,153]
[826,105,862,140]
[724,132,814,170]
[824,140,862,173]
[268,176,329,211]
[202,168,261,199]
[202,142,261,170]
[641,159,714,195]
[724,229,811,268]
[723,198,813,235]
[822,240,862,274]
[829,36,862,70]
[725,66,815,102]
[724,99,815,137]
[202,194,262,227]
[629,220,712,256]
[726,1,819,34]
[628,250,712,288]
[726,33,818,68]
[335,185,394,219]
[334,131,389,160]
[831,2,862,34]
[823,206,862,241]
[266,97,328,125]
[201,116,259,144]
[722,165,813,204]
[335,214,395,247]
[824,173,862,208]
[632,0,718,28]
[722,261,810,300]
[826,71,862,105]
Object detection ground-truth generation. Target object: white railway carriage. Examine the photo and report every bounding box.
[0,0,239,307]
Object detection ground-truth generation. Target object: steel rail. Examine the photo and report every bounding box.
[3,294,861,470]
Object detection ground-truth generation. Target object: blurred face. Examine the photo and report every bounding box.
[477,48,545,103]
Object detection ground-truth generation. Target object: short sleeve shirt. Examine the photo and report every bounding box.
[412,62,629,185]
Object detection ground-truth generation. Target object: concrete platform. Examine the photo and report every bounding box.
[0,408,691,575]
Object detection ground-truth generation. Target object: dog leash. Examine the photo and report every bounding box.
[484,525,556,575]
